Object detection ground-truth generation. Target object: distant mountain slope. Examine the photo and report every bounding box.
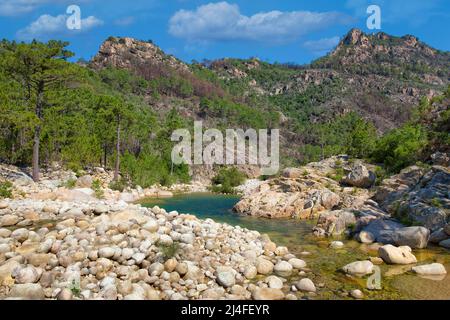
[89,29,450,165]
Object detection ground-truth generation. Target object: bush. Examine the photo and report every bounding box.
[0,180,13,198]
[109,179,127,192]
[63,179,76,189]
[92,179,104,199]
[211,167,246,194]
[371,124,428,173]
[158,242,180,261]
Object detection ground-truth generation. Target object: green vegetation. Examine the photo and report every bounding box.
[211,167,246,194]
[69,279,81,298]
[158,242,180,261]
[371,124,428,173]
[0,40,193,187]
[0,180,13,198]
[62,179,77,189]
[92,179,104,199]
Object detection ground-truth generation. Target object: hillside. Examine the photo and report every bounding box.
[89,29,449,166]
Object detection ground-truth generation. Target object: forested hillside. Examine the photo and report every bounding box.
[0,28,449,188]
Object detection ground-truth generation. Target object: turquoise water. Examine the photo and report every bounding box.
[141,193,450,300]
[141,193,314,244]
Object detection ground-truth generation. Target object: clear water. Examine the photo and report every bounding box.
[142,193,450,300]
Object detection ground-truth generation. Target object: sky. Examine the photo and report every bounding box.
[0,0,449,64]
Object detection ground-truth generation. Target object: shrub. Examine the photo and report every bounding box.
[371,124,428,173]
[159,242,180,261]
[63,179,76,189]
[92,179,104,199]
[109,179,127,192]
[0,180,13,199]
[211,167,246,194]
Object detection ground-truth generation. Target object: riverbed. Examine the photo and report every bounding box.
[142,193,450,300]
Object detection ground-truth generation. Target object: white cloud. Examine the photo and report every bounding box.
[16,13,103,40]
[303,36,340,55]
[168,1,353,43]
[0,0,88,16]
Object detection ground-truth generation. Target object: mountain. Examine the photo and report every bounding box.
[89,29,450,165]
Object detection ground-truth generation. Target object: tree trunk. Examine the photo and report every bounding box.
[103,144,107,168]
[114,116,121,181]
[32,82,44,182]
[32,125,40,182]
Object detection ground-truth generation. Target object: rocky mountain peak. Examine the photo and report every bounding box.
[341,28,368,46]
[91,36,189,72]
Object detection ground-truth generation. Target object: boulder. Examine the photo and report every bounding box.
[256,258,274,275]
[439,239,450,249]
[315,210,356,236]
[9,283,45,300]
[445,224,450,236]
[288,258,306,269]
[295,278,316,292]
[342,164,376,189]
[429,228,449,244]
[274,261,293,277]
[0,214,20,227]
[342,261,374,276]
[252,288,284,300]
[330,241,345,249]
[412,263,447,276]
[356,231,375,244]
[266,276,283,289]
[378,227,430,249]
[378,245,417,265]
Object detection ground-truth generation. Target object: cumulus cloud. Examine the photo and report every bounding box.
[0,0,90,16]
[168,1,353,43]
[16,13,103,40]
[302,36,340,55]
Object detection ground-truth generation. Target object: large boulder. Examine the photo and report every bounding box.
[314,210,356,236]
[342,164,376,189]
[375,166,450,231]
[378,245,417,265]
[378,226,430,249]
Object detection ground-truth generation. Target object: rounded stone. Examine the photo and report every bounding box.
[351,289,364,299]
[57,288,73,300]
[266,276,283,289]
[288,258,306,269]
[256,259,274,275]
[274,261,293,277]
[295,278,316,293]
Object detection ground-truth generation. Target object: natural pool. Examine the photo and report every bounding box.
[142,193,450,300]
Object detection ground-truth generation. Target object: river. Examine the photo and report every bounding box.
[142,193,450,300]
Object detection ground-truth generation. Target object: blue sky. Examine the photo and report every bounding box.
[0,0,449,64]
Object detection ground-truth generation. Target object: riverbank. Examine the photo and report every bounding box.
[143,193,450,300]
